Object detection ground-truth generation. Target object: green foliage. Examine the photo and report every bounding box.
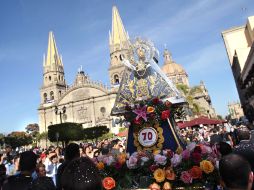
[98,132,114,141]
[189,86,203,95]
[217,115,223,120]
[25,123,39,137]
[48,123,84,146]
[83,125,109,141]
[4,131,32,148]
[192,103,200,115]
[36,132,48,141]
[0,133,5,146]
[176,84,189,95]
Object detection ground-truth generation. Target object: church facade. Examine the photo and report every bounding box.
[38,7,129,134]
[38,6,217,134]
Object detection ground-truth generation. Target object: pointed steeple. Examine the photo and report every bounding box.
[45,31,63,69]
[109,6,129,52]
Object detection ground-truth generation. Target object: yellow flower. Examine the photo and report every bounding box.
[153,149,161,155]
[147,106,155,113]
[163,182,172,190]
[117,153,126,165]
[200,160,214,174]
[97,162,104,170]
[154,168,166,183]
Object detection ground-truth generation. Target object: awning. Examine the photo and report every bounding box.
[178,116,226,129]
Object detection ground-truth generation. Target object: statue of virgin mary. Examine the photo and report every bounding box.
[111,38,185,115]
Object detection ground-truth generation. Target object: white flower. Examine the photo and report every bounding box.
[103,156,114,166]
[171,154,182,167]
[140,156,149,166]
[126,155,138,169]
[186,142,196,152]
[154,154,167,165]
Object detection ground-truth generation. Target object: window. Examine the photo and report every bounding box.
[59,91,61,97]
[58,75,60,80]
[119,54,125,61]
[114,75,119,84]
[50,91,54,100]
[49,76,51,81]
[43,93,47,103]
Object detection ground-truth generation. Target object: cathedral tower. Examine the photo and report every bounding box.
[109,6,130,86]
[40,31,67,104]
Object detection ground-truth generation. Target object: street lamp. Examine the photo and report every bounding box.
[55,106,66,123]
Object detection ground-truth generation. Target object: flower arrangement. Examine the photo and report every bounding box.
[123,97,174,129]
[94,142,219,190]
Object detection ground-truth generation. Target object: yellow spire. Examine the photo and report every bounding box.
[110,6,129,47]
[45,31,63,68]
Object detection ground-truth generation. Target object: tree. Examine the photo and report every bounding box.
[26,123,40,146]
[0,133,4,146]
[25,123,39,136]
[217,115,223,120]
[48,123,84,147]
[83,125,109,142]
[4,131,32,148]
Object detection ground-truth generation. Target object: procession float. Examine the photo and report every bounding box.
[95,38,219,190]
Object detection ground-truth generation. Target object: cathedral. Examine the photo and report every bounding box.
[38,6,216,134]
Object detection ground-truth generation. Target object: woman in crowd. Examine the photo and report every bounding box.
[61,157,102,190]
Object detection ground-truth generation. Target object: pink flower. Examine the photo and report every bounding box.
[133,105,147,121]
[181,149,190,160]
[201,145,212,155]
[103,156,114,166]
[97,155,106,162]
[126,155,138,169]
[186,142,196,152]
[170,154,182,167]
[180,171,193,184]
[154,154,167,165]
[149,164,159,172]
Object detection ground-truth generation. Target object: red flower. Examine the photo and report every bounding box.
[161,110,170,120]
[191,152,202,164]
[149,164,159,172]
[152,97,160,104]
[189,166,202,179]
[194,146,202,154]
[114,162,122,170]
[102,177,116,190]
[165,101,172,107]
[133,117,142,125]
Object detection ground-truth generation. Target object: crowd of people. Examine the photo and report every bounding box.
[0,123,253,190]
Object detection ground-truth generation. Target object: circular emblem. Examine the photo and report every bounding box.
[138,127,158,147]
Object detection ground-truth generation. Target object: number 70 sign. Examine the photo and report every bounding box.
[138,127,158,147]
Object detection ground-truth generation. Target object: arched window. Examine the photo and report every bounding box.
[43,93,47,103]
[58,75,60,81]
[50,91,54,100]
[59,91,61,97]
[114,75,119,85]
[49,76,51,81]
[119,54,125,61]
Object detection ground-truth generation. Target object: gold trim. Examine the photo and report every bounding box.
[133,123,164,151]
[167,118,182,149]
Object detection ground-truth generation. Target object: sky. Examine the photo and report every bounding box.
[0,0,253,133]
